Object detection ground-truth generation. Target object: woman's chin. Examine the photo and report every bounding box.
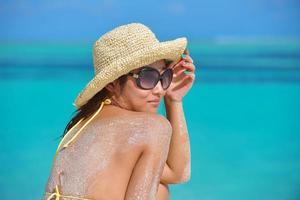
[134,103,159,113]
[148,106,159,113]
[138,107,158,113]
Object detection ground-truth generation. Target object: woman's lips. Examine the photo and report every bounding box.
[148,100,160,106]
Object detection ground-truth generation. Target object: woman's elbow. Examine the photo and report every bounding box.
[176,163,191,183]
[176,173,191,183]
[162,173,190,184]
[178,174,191,183]
[160,164,191,184]
[178,163,191,183]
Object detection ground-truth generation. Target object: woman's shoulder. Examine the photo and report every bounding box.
[87,106,173,149]
[95,106,172,135]
[117,109,171,130]
[109,110,172,146]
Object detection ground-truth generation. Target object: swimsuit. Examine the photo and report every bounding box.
[44,185,92,200]
[44,99,112,200]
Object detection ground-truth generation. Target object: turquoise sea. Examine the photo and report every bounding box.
[1,39,300,200]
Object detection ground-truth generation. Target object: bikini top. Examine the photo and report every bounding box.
[44,98,112,200]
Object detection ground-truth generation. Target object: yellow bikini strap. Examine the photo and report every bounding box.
[54,98,112,158]
[46,185,92,200]
[46,185,61,200]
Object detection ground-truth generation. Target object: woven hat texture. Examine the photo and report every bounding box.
[73,22,187,108]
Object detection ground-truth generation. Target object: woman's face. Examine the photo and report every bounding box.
[107,59,169,113]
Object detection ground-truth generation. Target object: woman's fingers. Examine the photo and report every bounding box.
[173,62,195,77]
[172,56,193,70]
[170,49,195,76]
[182,49,193,63]
[173,68,186,78]
[182,62,195,72]
[173,67,194,78]
[172,72,195,88]
[170,49,196,84]
[171,61,184,75]
[181,71,196,82]
[183,55,193,64]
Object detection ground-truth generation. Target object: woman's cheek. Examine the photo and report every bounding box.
[136,89,151,99]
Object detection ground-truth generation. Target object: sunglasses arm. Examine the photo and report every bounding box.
[127,72,139,79]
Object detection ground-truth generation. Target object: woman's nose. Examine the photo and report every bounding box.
[152,79,165,95]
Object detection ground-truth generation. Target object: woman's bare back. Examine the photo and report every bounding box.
[43,105,172,199]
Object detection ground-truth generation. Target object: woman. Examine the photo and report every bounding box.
[43,22,195,200]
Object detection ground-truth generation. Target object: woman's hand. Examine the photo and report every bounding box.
[164,49,196,102]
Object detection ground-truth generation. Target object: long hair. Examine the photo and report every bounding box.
[60,74,128,138]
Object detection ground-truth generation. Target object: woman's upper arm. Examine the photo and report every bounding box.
[124,112,173,148]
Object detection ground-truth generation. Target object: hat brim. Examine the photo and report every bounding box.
[73,37,187,108]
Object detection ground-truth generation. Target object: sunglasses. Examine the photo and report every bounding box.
[128,66,173,90]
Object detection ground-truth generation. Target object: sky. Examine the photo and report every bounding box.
[0,0,300,42]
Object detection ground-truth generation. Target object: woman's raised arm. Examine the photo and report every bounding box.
[160,49,194,184]
[160,98,191,184]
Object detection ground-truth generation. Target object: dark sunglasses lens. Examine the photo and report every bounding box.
[161,69,173,89]
[139,69,159,89]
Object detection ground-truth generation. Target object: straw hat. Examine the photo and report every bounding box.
[73,22,187,108]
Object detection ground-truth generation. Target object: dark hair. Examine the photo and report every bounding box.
[60,59,173,139]
[60,74,128,139]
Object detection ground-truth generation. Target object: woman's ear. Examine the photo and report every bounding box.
[105,80,119,93]
[105,83,114,93]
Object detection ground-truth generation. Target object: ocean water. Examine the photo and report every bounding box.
[1,40,300,200]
